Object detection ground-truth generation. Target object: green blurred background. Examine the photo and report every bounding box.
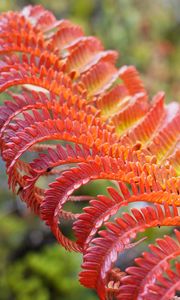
[0,1,179,299]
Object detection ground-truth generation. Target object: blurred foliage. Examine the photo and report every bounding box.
[0,0,179,299]
[0,240,96,300]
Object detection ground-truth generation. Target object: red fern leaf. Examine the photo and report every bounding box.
[79,204,180,299]
[0,6,179,300]
[118,229,180,299]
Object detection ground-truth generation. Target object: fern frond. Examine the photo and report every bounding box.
[143,262,180,300]
[117,229,180,299]
[0,5,179,300]
[74,180,180,251]
[79,204,180,299]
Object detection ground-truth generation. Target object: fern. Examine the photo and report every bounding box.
[0,5,180,300]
